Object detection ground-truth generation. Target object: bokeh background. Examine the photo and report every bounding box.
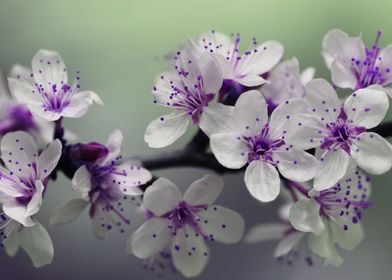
[0,0,391,279]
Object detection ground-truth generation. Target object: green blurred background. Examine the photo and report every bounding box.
[0,0,391,279]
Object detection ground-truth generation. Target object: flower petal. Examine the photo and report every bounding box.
[351,132,392,175]
[314,148,350,191]
[26,180,44,217]
[49,199,89,226]
[71,165,92,198]
[274,231,305,258]
[197,53,223,93]
[330,57,357,89]
[244,160,280,202]
[183,175,224,206]
[305,78,341,123]
[300,67,315,85]
[31,49,68,89]
[307,226,344,267]
[274,147,318,182]
[269,98,308,139]
[236,41,284,77]
[244,223,288,243]
[128,218,171,259]
[3,200,34,227]
[289,198,325,235]
[144,112,189,148]
[18,221,54,268]
[210,133,248,169]
[344,88,389,129]
[143,178,181,216]
[111,162,151,196]
[234,90,268,136]
[37,139,62,180]
[61,91,100,118]
[198,205,245,244]
[330,218,364,250]
[235,74,266,87]
[199,103,235,137]
[8,78,42,106]
[1,131,39,178]
[171,225,209,278]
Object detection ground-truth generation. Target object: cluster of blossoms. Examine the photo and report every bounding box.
[0,29,391,277]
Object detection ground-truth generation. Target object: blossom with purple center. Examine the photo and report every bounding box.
[0,131,61,268]
[128,175,245,278]
[201,90,318,202]
[287,79,392,191]
[144,50,223,148]
[192,30,284,88]
[322,29,392,98]
[50,130,151,239]
[289,166,371,266]
[0,102,37,137]
[8,49,103,121]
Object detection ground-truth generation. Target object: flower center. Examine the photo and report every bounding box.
[244,124,284,164]
[321,107,365,153]
[350,31,390,88]
[316,173,372,231]
[164,201,206,236]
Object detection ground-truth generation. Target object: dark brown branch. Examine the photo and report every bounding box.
[371,121,392,138]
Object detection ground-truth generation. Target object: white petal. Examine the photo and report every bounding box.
[289,198,325,235]
[322,29,365,68]
[198,205,245,244]
[330,218,364,250]
[234,90,268,136]
[7,78,42,106]
[37,139,62,180]
[26,180,44,217]
[330,57,357,89]
[244,160,280,202]
[199,103,235,137]
[274,232,305,258]
[102,129,123,164]
[236,41,284,76]
[31,49,68,89]
[112,162,151,196]
[269,98,308,139]
[171,226,209,278]
[314,148,350,191]
[300,67,315,85]
[71,165,92,198]
[61,91,99,118]
[305,79,341,123]
[49,199,89,226]
[285,114,326,150]
[274,148,318,182]
[183,175,224,206]
[351,132,392,175]
[143,178,181,216]
[9,64,33,82]
[244,223,287,243]
[1,131,39,178]
[3,201,34,227]
[307,226,344,267]
[235,74,266,87]
[18,221,54,268]
[144,112,189,148]
[210,133,248,169]
[197,53,223,93]
[344,88,389,129]
[128,218,171,258]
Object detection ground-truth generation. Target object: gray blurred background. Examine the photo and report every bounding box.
[0,0,391,279]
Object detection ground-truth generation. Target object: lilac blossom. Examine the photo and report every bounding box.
[289,166,371,266]
[50,130,151,239]
[201,90,318,202]
[8,49,103,121]
[322,29,392,98]
[287,79,391,191]
[192,30,284,87]
[145,50,223,148]
[128,175,245,277]
[0,131,62,267]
